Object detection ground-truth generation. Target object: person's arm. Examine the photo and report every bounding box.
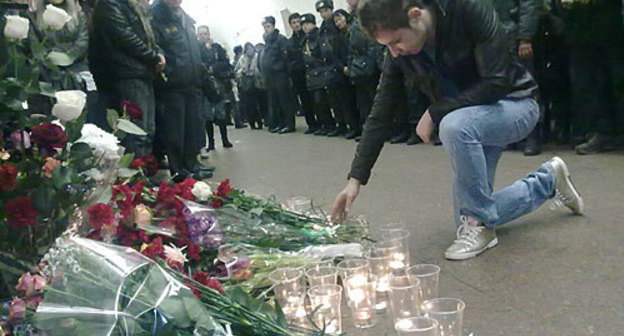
[94,0,160,67]
[517,0,542,58]
[348,55,405,185]
[427,0,515,125]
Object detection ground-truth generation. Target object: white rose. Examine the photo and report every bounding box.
[42,4,71,31]
[3,15,29,40]
[51,90,86,121]
[191,181,213,201]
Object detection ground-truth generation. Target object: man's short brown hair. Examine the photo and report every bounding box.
[357,0,433,37]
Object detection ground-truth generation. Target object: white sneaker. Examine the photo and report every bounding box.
[548,156,584,215]
[445,216,498,260]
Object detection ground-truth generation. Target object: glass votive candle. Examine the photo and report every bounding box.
[343,273,377,329]
[337,258,370,282]
[268,267,305,317]
[365,248,391,310]
[388,274,422,323]
[308,284,343,335]
[379,222,406,234]
[285,196,312,213]
[382,229,411,268]
[395,316,440,336]
[305,266,338,288]
[406,264,441,302]
[373,239,408,271]
[422,298,465,336]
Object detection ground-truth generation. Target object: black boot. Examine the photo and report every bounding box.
[206,121,215,151]
[406,134,423,145]
[327,126,346,137]
[523,127,542,156]
[345,128,361,140]
[390,131,409,144]
[219,122,233,148]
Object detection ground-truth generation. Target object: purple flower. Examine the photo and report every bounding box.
[184,210,223,247]
[10,130,31,150]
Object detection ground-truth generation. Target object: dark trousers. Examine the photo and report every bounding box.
[156,87,203,176]
[569,45,624,136]
[239,88,263,126]
[292,71,317,129]
[99,78,155,157]
[266,73,297,129]
[353,78,378,127]
[256,88,270,123]
[312,89,335,130]
[327,84,358,131]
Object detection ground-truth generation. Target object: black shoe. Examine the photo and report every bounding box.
[354,136,361,142]
[575,133,616,155]
[250,124,258,130]
[278,127,295,134]
[194,163,215,172]
[222,140,233,148]
[345,129,361,140]
[269,127,280,133]
[523,128,542,156]
[390,132,409,144]
[314,129,327,136]
[304,128,317,135]
[327,128,346,137]
[406,135,423,146]
[235,123,248,129]
[191,170,213,180]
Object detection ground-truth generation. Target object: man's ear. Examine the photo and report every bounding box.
[407,7,423,28]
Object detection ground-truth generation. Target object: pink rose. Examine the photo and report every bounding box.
[9,298,26,324]
[42,157,61,178]
[133,204,151,227]
[15,272,47,296]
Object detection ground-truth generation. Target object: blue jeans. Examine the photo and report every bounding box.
[439,98,556,228]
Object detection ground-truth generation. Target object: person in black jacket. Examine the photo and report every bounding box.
[331,0,584,261]
[288,13,318,134]
[301,13,336,136]
[89,0,165,157]
[261,16,299,134]
[315,0,359,138]
[197,25,234,152]
[151,0,211,181]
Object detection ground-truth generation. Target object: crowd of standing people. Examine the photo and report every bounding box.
[5,0,622,183]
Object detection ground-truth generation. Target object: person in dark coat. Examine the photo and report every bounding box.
[288,13,318,134]
[151,0,211,181]
[89,0,165,157]
[261,16,299,134]
[197,25,234,152]
[331,0,584,261]
[301,13,336,136]
[316,0,358,137]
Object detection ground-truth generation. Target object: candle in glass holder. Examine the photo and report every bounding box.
[395,317,439,336]
[344,274,378,329]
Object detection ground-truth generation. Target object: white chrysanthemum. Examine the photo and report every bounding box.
[82,168,104,182]
[191,181,212,201]
[76,124,121,161]
[164,244,188,265]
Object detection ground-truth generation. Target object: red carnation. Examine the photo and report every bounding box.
[30,122,67,152]
[130,155,159,176]
[121,100,143,120]
[0,162,19,191]
[5,196,39,230]
[211,179,234,208]
[87,203,114,230]
[112,184,134,219]
[157,182,177,206]
[191,270,223,296]
[186,242,201,260]
[141,236,164,260]
[174,178,196,201]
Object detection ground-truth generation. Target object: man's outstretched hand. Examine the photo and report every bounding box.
[331,178,361,223]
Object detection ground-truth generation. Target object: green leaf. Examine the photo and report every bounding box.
[51,166,73,189]
[249,207,264,217]
[45,51,76,67]
[274,298,287,327]
[32,185,58,216]
[118,153,135,168]
[38,82,56,98]
[107,109,120,130]
[69,142,93,162]
[117,119,147,136]
[65,108,88,143]
[30,37,46,61]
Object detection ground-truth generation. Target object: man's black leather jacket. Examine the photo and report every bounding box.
[89,0,161,89]
[349,0,538,185]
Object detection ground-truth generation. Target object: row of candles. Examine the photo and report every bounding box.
[268,222,466,335]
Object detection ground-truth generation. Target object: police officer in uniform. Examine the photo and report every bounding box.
[262,16,299,134]
[315,0,358,137]
[288,13,319,134]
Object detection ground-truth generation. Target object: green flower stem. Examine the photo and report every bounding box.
[13,44,18,79]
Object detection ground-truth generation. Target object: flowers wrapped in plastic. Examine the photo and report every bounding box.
[35,236,227,336]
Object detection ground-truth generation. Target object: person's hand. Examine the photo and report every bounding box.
[331,178,361,223]
[416,109,435,143]
[518,42,533,59]
[156,54,166,72]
